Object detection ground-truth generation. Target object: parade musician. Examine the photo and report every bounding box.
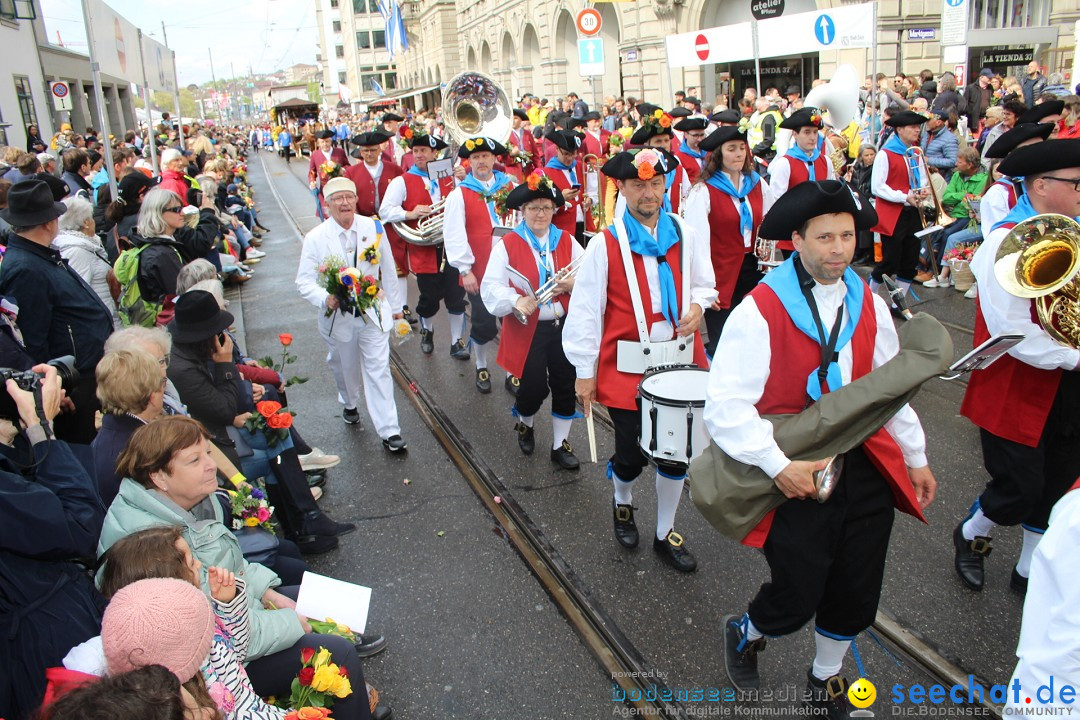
[504,108,539,182]
[767,107,837,256]
[543,129,588,245]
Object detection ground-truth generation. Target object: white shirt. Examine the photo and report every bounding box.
[767,145,838,199]
[871,147,910,204]
[703,281,928,479]
[684,176,777,250]
[481,228,585,322]
[971,225,1080,371]
[443,175,498,275]
[1006,488,1080,717]
[979,180,1014,234]
[379,171,441,223]
[562,214,718,380]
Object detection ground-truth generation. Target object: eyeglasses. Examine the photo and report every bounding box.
[1041,176,1080,192]
[330,194,357,203]
[524,206,555,215]
[163,206,184,214]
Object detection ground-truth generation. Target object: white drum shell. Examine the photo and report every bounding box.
[638,367,710,467]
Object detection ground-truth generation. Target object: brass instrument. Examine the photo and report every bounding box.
[511,255,586,324]
[392,71,512,246]
[905,146,950,276]
[583,153,606,233]
[804,64,860,174]
[754,236,783,273]
[994,213,1080,348]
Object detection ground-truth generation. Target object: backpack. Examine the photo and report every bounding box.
[113,243,180,327]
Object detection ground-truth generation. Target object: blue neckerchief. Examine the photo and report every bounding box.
[784,135,825,181]
[662,169,676,213]
[705,171,761,235]
[622,211,680,327]
[678,139,706,160]
[407,164,439,196]
[761,256,865,401]
[993,190,1037,232]
[546,157,578,184]
[513,220,563,288]
[460,171,511,224]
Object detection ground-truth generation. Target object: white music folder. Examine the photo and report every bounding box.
[295,571,372,634]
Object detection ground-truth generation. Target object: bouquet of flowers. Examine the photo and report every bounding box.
[397,124,420,150]
[227,481,275,532]
[639,108,673,136]
[317,255,358,317]
[393,318,412,345]
[319,161,343,181]
[338,268,383,325]
[243,400,295,448]
[258,333,309,388]
[362,235,381,265]
[492,185,516,220]
[944,243,978,264]
[289,647,353,711]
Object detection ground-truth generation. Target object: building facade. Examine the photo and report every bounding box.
[317,0,399,110]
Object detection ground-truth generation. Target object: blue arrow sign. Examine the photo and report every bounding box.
[578,37,605,76]
[814,14,835,45]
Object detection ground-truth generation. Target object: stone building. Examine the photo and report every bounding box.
[317,0,402,109]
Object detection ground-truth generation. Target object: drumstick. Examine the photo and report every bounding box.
[586,406,597,464]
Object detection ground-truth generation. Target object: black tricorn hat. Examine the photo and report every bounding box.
[885,111,929,127]
[351,131,391,148]
[0,179,67,226]
[674,117,709,132]
[983,123,1054,159]
[710,109,741,124]
[546,129,584,153]
[504,176,565,210]
[669,106,693,118]
[317,129,335,139]
[512,108,529,121]
[601,149,679,180]
[458,137,509,158]
[410,134,448,151]
[630,124,673,146]
[583,111,602,122]
[758,180,878,240]
[779,107,825,130]
[700,126,748,153]
[999,138,1080,178]
[381,112,404,123]
[167,290,235,344]
[1019,100,1065,124]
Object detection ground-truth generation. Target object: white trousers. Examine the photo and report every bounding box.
[322,312,400,438]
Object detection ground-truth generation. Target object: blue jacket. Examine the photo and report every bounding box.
[91,413,145,507]
[0,235,114,374]
[278,131,292,147]
[0,433,107,720]
[921,127,959,181]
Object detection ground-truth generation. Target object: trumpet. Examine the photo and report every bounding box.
[755,237,783,273]
[512,255,585,324]
[583,154,607,231]
[393,198,446,246]
[905,146,950,276]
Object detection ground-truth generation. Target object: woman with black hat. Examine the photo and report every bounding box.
[480,175,582,469]
[684,126,776,355]
[542,129,587,244]
[672,116,710,184]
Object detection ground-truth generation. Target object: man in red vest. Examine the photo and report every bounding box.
[379,132,468,357]
[768,108,837,258]
[504,109,538,182]
[308,130,350,219]
[480,177,583,470]
[672,117,709,184]
[379,112,404,166]
[443,136,517,393]
[955,139,1080,594]
[627,116,691,216]
[563,149,717,573]
[343,131,413,322]
[868,111,929,302]
[543,130,587,244]
[707,180,935,715]
[581,111,611,158]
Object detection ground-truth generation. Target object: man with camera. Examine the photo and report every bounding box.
[0,179,113,444]
[0,363,107,719]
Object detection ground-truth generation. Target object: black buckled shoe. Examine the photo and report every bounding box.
[953,521,992,591]
[805,670,852,720]
[613,500,639,549]
[550,440,580,470]
[505,375,520,396]
[288,533,339,556]
[420,328,434,354]
[302,511,356,538]
[653,530,697,573]
[476,368,492,393]
[516,422,534,455]
[450,339,471,360]
[1010,567,1029,594]
[403,305,418,326]
[305,469,328,488]
[342,407,361,425]
[723,614,765,690]
[382,435,408,453]
[372,706,393,720]
[354,632,388,658]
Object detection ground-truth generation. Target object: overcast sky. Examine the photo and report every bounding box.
[40,0,320,86]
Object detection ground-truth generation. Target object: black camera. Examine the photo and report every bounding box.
[0,356,79,421]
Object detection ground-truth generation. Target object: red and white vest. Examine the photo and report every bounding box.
[774,154,832,252]
[458,180,512,284]
[496,231,574,377]
[596,227,707,410]
[545,163,584,239]
[674,149,706,184]
[705,182,764,308]
[344,161,407,276]
[740,282,926,548]
[871,149,912,236]
[402,172,456,275]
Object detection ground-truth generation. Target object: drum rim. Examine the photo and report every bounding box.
[638,365,709,408]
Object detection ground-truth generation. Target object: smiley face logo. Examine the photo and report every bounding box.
[848,677,876,708]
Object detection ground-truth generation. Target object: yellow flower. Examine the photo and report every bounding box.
[465,139,476,151]
[244,516,259,527]
[311,664,339,693]
[313,647,332,668]
[476,138,485,146]
[332,674,353,699]
[653,109,663,119]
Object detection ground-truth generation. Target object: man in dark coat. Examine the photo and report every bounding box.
[963,68,995,132]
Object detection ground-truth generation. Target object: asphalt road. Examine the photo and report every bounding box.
[236,149,1026,717]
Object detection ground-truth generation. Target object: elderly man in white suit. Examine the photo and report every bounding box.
[296,176,408,452]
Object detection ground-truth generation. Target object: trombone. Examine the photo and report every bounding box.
[905,146,952,277]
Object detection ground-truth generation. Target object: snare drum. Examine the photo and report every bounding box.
[638,366,710,468]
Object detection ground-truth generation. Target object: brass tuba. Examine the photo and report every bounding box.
[804,64,860,174]
[994,213,1080,348]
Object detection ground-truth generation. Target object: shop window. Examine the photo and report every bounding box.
[330,0,338,7]
[372,29,385,47]
[13,76,37,133]
[338,71,347,84]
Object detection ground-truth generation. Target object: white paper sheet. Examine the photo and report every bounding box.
[295,571,372,634]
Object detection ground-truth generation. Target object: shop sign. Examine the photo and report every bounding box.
[751,0,785,20]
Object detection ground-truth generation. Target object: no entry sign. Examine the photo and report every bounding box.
[695,34,710,61]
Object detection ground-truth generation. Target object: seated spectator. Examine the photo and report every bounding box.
[2,152,41,185]
[103,170,155,259]
[40,664,191,720]
[1058,95,1080,139]
[54,195,120,328]
[0,180,114,444]
[158,148,191,199]
[923,147,988,287]
[37,152,57,175]
[0,364,106,720]
[96,418,386,698]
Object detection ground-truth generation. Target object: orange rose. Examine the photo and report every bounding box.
[256,400,282,418]
[526,173,540,191]
[658,114,672,128]
[637,163,656,181]
[279,333,293,347]
[294,708,330,720]
[267,411,293,430]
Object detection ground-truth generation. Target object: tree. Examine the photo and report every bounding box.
[307,82,323,103]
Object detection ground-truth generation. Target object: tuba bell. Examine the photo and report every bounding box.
[800,64,861,171]
[994,213,1080,348]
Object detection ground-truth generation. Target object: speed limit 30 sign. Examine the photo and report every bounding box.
[576,8,602,36]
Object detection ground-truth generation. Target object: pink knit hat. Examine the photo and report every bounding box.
[102,577,215,683]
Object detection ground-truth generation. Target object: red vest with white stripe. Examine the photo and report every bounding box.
[459,182,512,284]
[402,172,455,275]
[960,222,1063,447]
[496,231,574,377]
[596,227,707,410]
[783,152,831,187]
[706,182,764,308]
[504,129,538,181]
[344,161,407,276]
[545,164,584,238]
[871,149,912,236]
[740,281,925,548]
[674,149,705,184]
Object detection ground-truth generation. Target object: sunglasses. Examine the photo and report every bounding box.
[164,206,184,214]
